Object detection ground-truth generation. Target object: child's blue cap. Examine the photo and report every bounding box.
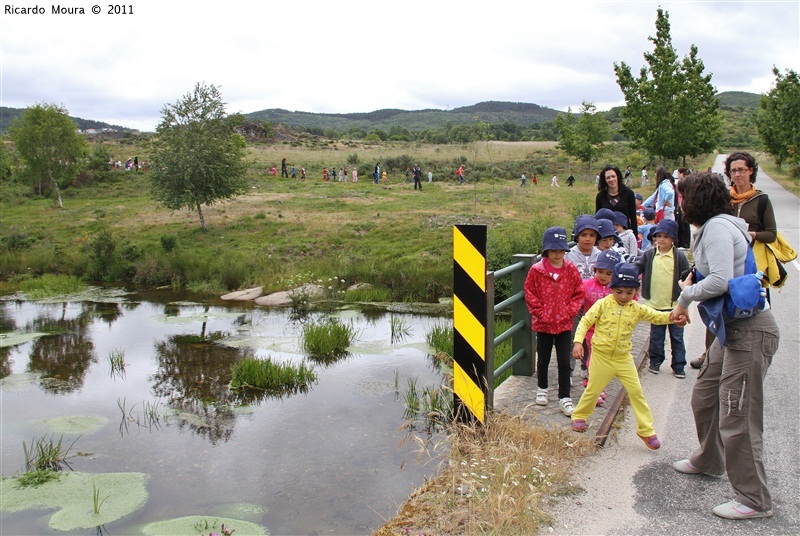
[594,250,622,272]
[610,262,640,288]
[654,219,679,241]
[596,219,618,238]
[595,208,616,221]
[542,226,570,253]
[573,214,600,239]
[612,212,629,229]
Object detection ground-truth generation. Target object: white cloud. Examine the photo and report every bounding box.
[2,0,797,131]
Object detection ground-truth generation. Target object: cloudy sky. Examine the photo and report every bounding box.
[2,0,797,132]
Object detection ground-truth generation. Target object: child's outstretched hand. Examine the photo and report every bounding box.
[572,342,584,359]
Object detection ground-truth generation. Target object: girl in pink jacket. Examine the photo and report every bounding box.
[524,227,585,416]
[580,249,623,404]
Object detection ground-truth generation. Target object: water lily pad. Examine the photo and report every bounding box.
[0,471,148,531]
[140,515,268,535]
[37,415,109,435]
[212,502,267,523]
[0,331,49,348]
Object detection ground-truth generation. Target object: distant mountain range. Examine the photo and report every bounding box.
[0,92,761,134]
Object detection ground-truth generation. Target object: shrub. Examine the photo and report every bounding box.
[159,235,177,253]
[230,356,316,393]
[302,317,357,362]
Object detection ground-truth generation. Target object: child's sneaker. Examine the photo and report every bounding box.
[572,419,587,432]
[596,396,605,406]
[535,388,549,406]
[558,397,574,416]
[638,434,661,450]
[582,378,588,388]
[600,391,607,400]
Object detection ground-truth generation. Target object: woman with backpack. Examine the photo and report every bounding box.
[670,172,779,521]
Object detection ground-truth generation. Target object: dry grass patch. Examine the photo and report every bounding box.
[374,412,597,536]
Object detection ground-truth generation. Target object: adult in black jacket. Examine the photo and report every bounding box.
[595,164,638,237]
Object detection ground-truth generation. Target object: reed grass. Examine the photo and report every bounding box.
[108,347,126,379]
[22,434,80,473]
[230,356,317,393]
[301,317,357,361]
[92,481,110,514]
[17,274,87,299]
[389,314,411,343]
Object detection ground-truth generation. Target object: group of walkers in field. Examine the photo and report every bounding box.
[526,153,784,521]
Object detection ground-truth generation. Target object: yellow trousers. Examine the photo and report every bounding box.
[572,350,655,437]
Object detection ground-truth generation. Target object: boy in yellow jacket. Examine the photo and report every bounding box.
[571,262,687,450]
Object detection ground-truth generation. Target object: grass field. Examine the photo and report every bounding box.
[7,139,789,302]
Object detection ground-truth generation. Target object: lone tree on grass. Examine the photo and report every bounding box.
[554,101,611,176]
[614,8,722,165]
[9,103,88,208]
[149,82,248,230]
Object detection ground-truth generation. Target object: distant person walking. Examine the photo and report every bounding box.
[374,163,380,184]
[551,174,560,187]
[291,165,296,178]
[281,158,289,178]
[428,170,433,183]
[624,166,633,187]
[457,165,465,184]
[413,165,423,190]
[352,166,358,182]
[567,174,575,187]
[520,173,527,186]
[301,166,306,180]
[641,166,649,188]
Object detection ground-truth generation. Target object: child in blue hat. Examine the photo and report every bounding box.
[635,219,691,377]
[524,227,586,416]
[572,263,686,450]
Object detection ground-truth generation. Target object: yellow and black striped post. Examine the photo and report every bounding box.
[453,224,487,424]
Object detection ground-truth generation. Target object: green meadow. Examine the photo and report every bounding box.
[0,138,727,299]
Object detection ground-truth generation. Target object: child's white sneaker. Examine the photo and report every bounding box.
[536,388,549,406]
[559,397,574,416]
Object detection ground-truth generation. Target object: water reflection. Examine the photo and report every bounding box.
[151,334,244,444]
[27,305,96,393]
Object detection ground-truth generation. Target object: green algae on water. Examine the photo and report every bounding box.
[0,471,148,531]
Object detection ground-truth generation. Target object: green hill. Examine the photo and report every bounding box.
[244,101,563,133]
[0,106,133,134]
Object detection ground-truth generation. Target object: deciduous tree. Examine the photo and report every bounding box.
[9,103,87,207]
[614,8,722,164]
[555,102,611,174]
[149,82,248,230]
[757,67,800,174]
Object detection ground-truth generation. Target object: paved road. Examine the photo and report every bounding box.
[543,157,800,535]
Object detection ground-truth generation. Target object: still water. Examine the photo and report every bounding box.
[0,288,447,535]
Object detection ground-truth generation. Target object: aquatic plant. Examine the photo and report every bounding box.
[116,398,162,435]
[301,317,357,361]
[230,356,316,393]
[92,482,109,514]
[108,348,126,379]
[390,314,411,343]
[22,434,80,473]
[16,468,61,488]
[425,323,453,358]
[18,274,87,299]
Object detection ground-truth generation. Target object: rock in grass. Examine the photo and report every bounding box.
[220,287,263,301]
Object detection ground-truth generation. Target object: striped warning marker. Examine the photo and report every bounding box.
[453,224,487,424]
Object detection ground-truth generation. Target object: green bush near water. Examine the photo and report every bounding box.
[230,357,316,393]
[302,317,357,361]
[15,274,87,299]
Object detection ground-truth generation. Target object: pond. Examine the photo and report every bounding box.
[0,288,449,535]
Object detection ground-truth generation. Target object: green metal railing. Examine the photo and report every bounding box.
[484,253,541,410]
